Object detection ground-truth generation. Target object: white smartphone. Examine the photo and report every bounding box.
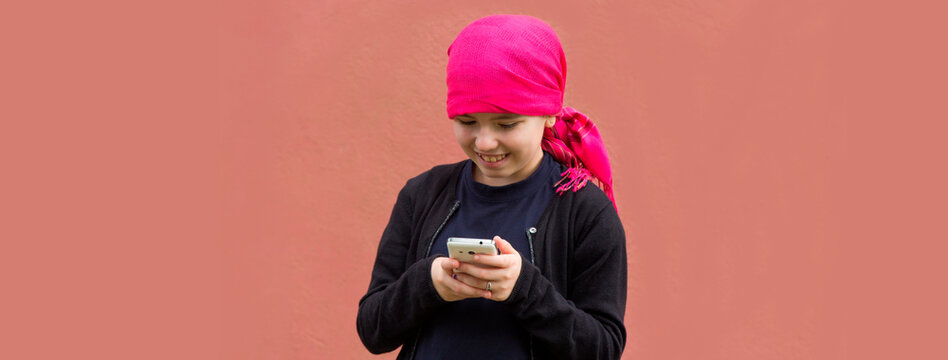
[446,237,497,263]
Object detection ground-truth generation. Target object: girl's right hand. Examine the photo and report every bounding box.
[431,257,493,302]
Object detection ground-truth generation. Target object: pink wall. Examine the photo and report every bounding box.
[218,1,852,358]
[4,0,947,359]
[215,1,948,359]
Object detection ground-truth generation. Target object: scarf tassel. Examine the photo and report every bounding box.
[554,166,593,194]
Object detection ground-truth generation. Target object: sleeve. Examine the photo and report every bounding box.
[356,182,449,354]
[504,201,628,359]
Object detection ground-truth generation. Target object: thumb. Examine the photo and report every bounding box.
[439,257,458,271]
[493,236,517,255]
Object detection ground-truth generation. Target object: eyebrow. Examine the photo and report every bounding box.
[457,114,519,120]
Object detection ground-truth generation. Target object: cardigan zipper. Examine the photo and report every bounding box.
[424,200,461,257]
[410,200,461,360]
[525,226,537,264]
[525,226,538,360]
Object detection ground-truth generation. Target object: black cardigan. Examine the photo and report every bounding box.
[357,160,627,359]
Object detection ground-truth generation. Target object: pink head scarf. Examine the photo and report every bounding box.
[446,14,616,207]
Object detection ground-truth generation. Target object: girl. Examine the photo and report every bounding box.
[357,14,627,360]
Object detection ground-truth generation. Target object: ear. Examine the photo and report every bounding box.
[545,116,556,128]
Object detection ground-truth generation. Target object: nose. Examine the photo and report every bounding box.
[474,127,498,151]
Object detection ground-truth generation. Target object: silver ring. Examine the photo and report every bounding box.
[486,281,492,291]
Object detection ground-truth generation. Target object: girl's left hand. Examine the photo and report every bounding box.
[453,235,522,301]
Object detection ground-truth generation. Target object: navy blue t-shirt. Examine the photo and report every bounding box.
[414,152,561,359]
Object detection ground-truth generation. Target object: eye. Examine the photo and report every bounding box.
[499,122,519,129]
[456,119,475,126]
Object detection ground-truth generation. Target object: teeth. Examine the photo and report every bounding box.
[481,154,506,162]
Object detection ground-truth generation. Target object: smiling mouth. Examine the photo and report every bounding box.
[477,153,507,163]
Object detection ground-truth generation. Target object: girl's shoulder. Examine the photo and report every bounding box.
[549,175,618,225]
[397,159,468,203]
[545,155,612,211]
[404,159,466,187]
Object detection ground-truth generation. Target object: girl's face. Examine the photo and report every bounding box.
[453,112,555,186]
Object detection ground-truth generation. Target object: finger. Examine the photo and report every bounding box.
[448,274,492,298]
[472,253,516,268]
[453,272,488,289]
[456,262,506,280]
[453,273,498,300]
[439,257,459,272]
[493,236,518,255]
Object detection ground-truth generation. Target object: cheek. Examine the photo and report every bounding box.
[517,127,546,153]
[453,127,474,149]
[452,125,465,142]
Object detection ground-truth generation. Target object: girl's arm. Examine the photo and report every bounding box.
[506,200,628,360]
[356,184,447,354]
